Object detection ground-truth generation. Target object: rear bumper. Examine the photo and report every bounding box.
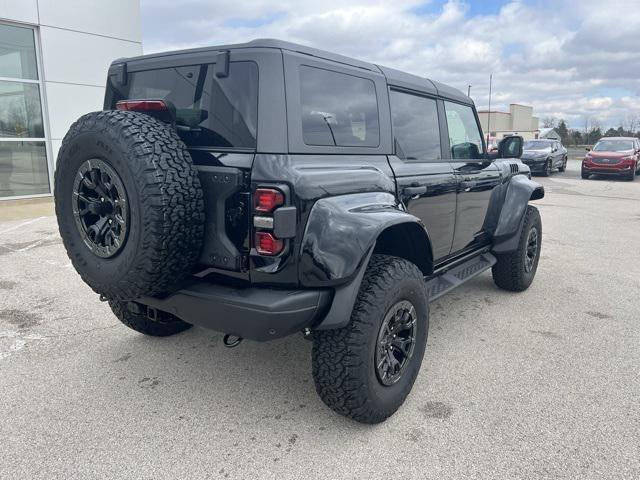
[138,281,333,341]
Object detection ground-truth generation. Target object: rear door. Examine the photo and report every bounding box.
[387,88,457,261]
[443,100,501,253]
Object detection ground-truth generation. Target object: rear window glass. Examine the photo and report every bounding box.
[106,62,258,149]
[299,66,379,147]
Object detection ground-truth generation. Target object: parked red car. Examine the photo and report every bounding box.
[582,137,640,180]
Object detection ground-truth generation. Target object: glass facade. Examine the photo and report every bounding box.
[0,23,49,198]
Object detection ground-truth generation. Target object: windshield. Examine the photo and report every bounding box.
[593,140,634,152]
[524,140,553,150]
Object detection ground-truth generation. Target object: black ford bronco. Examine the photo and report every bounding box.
[54,39,544,424]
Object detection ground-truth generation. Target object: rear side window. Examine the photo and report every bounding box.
[299,66,379,147]
[390,90,441,161]
[106,62,258,149]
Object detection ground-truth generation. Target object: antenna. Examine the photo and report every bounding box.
[487,73,493,144]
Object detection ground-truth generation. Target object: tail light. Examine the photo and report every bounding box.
[254,188,284,213]
[116,100,168,112]
[255,232,283,256]
[253,187,287,256]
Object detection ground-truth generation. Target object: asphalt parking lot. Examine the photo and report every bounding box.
[1,159,639,480]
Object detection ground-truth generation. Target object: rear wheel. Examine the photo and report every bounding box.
[312,255,429,424]
[109,300,192,337]
[492,206,542,292]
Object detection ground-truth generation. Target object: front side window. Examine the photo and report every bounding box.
[444,101,483,159]
[299,66,379,147]
[389,90,441,161]
[107,62,258,149]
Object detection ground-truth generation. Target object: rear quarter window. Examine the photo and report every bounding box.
[106,61,258,149]
[299,66,379,147]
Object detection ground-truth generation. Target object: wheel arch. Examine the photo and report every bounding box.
[491,174,544,253]
[299,191,434,287]
[372,222,433,276]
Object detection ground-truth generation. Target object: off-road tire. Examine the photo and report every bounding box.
[109,300,192,337]
[54,110,204,300]
[492,205,542,292]
[312,255,429,424]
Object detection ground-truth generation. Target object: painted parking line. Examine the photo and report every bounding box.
[0,216,47,236]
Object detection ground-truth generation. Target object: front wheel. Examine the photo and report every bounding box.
[558,157,567,172]
[626,168,636,181]
[312,255,429,424]
[542,160,552,177]
[492,206,542,292]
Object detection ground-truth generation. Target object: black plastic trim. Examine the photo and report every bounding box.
[138,281,332,341]
[273,206,297,238]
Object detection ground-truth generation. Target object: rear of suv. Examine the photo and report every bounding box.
[54,39,544,423]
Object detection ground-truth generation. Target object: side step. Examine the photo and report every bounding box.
[425,252,496,302]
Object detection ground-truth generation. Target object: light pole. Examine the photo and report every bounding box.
[486,74,493,145]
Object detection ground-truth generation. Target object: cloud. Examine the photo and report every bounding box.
[140,0,640,129]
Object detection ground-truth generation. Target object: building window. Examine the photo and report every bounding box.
[0,23,49,198]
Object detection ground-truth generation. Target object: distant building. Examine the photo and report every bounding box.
[538,127,561,140]
[0,1,142,200]
[478,104,540,142]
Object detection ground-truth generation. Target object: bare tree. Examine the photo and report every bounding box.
[541,116,557,128]
[624,114,639,134]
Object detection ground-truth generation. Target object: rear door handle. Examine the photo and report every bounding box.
[402,185,427,197]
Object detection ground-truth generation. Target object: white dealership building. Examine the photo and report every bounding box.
[0,0,142,200]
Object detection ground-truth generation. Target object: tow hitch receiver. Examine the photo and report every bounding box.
[223,334,243,348]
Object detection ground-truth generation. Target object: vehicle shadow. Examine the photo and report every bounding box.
[107,323,347,424]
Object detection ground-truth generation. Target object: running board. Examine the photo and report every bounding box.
[425,252,496,302]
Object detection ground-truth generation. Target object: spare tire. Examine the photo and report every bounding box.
[54,110,204,300]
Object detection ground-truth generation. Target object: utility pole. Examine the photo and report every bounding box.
[486,74,493,144]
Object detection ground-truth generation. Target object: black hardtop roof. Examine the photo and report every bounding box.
[118,38,471,103]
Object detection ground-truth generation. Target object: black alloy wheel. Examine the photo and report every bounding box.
[72,158,129,258]
[524,226,539,274]
[375,300,418,386]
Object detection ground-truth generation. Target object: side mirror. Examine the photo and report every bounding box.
[585,147,591,152]
[497,135,523,159]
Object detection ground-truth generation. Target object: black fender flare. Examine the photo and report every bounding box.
[299,192,433,330]
[299,191,432,287]
[491,175,544,253]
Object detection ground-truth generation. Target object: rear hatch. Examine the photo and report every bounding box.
[104,58,259,274]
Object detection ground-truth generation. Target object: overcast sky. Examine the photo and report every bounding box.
[140,0,640,130]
